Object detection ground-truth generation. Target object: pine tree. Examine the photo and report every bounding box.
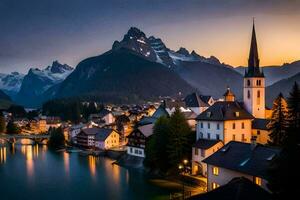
[167,107,191,167]
[48,127,65,149]
[268,93,289,146]
[268,83,300,199]
[6,120,21,134]
[0,112,6,133]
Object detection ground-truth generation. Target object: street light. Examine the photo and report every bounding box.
[178,159,189,199]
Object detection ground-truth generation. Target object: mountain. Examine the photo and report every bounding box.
[0,72,25,97]
[0,89,12,109]
[235,60,300,86]
[266,72,300,107]
[15,61,73,107]
[111,27,244,98]
[53,48,195,103]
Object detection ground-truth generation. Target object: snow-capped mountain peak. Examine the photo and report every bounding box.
[0,72,25,95]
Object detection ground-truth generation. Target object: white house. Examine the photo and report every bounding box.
[203,141,280,192]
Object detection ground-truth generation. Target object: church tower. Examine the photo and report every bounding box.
[243,21,265,119]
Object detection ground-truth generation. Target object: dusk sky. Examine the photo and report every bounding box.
[0,0,300,73]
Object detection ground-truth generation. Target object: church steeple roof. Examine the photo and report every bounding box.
[245,20,264,78]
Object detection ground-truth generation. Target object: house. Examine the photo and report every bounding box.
[138,105,169,126]
[251,118,271,144]
[164,99,190,115]
[182,111,198,130]
[94,129,119,150]
[203,141,280,191]
[89,109,115,125]
[45,116,62,129]
[76,127,119,150]
[196,88,254,145]
[192,139,223,176]
[68,123,87,143]
[184,93,210,115]
[126,123,154,158]
[29,118,47,133]
[188,177,272,200]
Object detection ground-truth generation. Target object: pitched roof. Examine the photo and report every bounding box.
[203,141,280,179]
[137,123,154,137]
[199,95,213,105]
[94,128,116,141]
[196,101,254,121]
[188,177,272,200]
[193,139,222,150]
[81,127,102,135]
[252,118,270,130]
[185,93,209,108]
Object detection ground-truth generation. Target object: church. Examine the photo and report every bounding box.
[192,22,272,176]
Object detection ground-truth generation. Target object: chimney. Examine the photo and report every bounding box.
[250,136,257,150]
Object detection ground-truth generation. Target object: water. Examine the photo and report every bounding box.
[0,141,174,200]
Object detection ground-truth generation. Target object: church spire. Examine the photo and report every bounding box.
[245,19,264,77]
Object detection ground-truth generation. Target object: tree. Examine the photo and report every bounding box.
[268,93,289,146]
[144,116,170,172]
[268,83,300,199]
[7,105,27,118]
[6,121,21,134]
[0,112,6,133]
[48,127,65,149]
[167,107,192,168]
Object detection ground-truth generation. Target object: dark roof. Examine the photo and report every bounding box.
[164,100,186,110]
[252,118,270,130]
[81,128,102,135]
[199,95,213,104]
[98,109,111,118]
[94,128,116,141]
[203,141,280,179]
[196,101,254,121]
[193,139,222,150]
[188,177,272,200]
[185,93,209,107]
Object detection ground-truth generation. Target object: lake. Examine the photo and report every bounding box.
[0,141,175,200]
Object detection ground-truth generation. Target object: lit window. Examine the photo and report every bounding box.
[212,182,220,189]
[212,167,219,176]
[255,177,262,186]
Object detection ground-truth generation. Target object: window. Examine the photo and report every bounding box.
[248,90,250,99]
[194,148,198,156]
[201,149,205,157]
[257,90,261,105]
[232,134,236,141]
[242,134,245,142]
[216,134,220,140]
[212,167,219,175]
[247,79,250,86]
[254,177,262,186]
[130,148,133,153]
[235,112,240,117]
[208,123,210,129]
[212,182,220,190]
[200,122,203,128]
[200,132,203,138]
[207,133,211,139]
[257,130,261,135]
[232,123,236,129]
[242,122,245,129]
[217,123,220,130]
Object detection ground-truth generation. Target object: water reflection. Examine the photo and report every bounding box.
[88,155,96,179]
[21,145,39,178]
[63,152,70,177]
[0,146,6,163]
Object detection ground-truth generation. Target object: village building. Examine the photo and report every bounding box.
[89,109,115,125]
[202,141,280,192]
[184,93,210,115]
[126,123,154,158]
[76,127,119,150]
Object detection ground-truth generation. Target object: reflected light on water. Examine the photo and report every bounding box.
[63,152,70,176]
[88,155,96,178]
[21,145,37,178]
[0,147,7,164]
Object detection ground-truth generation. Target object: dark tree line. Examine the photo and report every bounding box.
[267,82,300,199]
[42,99,102,123]
[47,127,65,149]
[144,107,194,174]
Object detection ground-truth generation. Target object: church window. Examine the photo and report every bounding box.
[247,90,250,99]
[257,90,261,105]
[247,80,250,86]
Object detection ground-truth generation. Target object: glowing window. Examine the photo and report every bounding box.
[212,182,220,189]
[255,177,262,186]
[212,167,219,175]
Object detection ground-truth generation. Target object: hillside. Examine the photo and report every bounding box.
[0,89,12,109]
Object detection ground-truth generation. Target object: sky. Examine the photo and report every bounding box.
[0,0,300,73]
